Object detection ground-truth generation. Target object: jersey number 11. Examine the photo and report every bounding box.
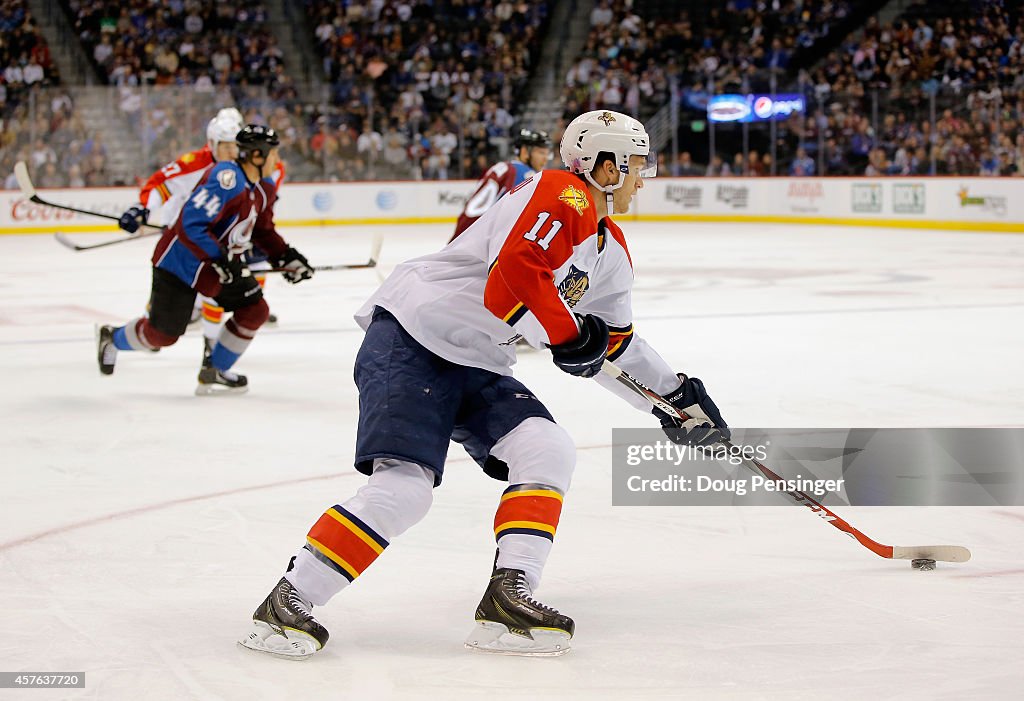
[522,212,562,251]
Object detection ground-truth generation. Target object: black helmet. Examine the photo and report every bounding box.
[513,128,550,151]
[236,124,280,163]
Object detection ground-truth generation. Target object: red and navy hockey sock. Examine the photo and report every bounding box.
[493,483,563,587]
[303,505,390,584]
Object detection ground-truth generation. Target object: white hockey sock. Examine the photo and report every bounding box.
[199,296,223,342]
[489,418,576,591]
[286,459,434,607]
[496,534,553,591]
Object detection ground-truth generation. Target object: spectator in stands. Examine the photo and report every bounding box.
[732,152,747,176]
[357,125,383,166]
[747,150,766,177]
[4,58,24,89]
[591,1,613,28]
[706,155,731,176]
[72,0,286,96]
[83,152,107,186]
[790,147,815,176]
[673,152,703,176]
[431,123,458,161]
[67,163,85,188]
[38,161,65,188]
[862,148,881,175]
[29,138,55,168]
[2,163,20,190]
[381,127,410,174]
[23,57,44,87]
[979,148,1000,176]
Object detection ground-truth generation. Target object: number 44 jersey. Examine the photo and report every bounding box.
[356,169,680,396]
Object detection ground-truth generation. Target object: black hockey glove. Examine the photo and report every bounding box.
[549,314,609,378]
[276,246,314,284]
[654,374,730,447]
[211,257,263,311]
[118,205,149,234]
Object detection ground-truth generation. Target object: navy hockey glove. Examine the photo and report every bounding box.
[549,314,609,378]
[654,374,731,447]
[212,258,263,311]
[118,205,149,234]
[276,246,314,284]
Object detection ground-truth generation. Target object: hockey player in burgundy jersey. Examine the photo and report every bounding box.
[96,125,314,395]
[450,128,552,241]
[240,111,729,659]
[119,109,287,364]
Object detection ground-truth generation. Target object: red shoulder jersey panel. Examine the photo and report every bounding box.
[139,146,215,205]
[483,171,599,345]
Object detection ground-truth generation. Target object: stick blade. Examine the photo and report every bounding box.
[367,230,383,266]
[54,232,82,250]
[13,161,35,198]
[892,545,972,563]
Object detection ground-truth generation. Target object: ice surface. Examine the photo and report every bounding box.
[1,222,1022,700]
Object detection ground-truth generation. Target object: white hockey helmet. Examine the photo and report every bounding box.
[216,107,245,127]
[206,116,240,158]
[559,109,656,196]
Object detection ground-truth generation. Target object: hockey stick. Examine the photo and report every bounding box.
[54,230,160,251]
[600,360,972,564]
[266,231,384,273]
[13,161,161,231]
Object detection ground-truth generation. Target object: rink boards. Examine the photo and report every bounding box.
[2,176,1023,234]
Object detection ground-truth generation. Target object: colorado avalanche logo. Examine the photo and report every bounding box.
[557,266,590,308]
[217,169,236,189]
[558,184,589,215]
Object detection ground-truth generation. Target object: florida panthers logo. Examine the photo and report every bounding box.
[558,184,589,215]
[598,111,616,126]
[558,266,590,308]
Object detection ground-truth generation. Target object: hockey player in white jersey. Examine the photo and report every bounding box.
[240,110,730,658]
[118,108,246,235]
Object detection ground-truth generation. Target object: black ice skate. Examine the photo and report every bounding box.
[465,567,574,656]
[96,324,117,375]
[195,340,248,395]
[200,337,214,369]
[195,366,248,395]
[239,576,329,660]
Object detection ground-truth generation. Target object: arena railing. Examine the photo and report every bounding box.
[4,81,1022,189]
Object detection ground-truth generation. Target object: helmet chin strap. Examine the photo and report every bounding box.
[583,168,622,217]
[237,151,266,180]
[253,151,266,179]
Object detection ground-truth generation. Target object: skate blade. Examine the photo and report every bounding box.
[464,621,571,657]
[95,323,115,375]
[238,621,319,660]
[195,383,249,396]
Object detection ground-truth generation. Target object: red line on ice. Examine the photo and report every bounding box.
[0,470,359,552]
